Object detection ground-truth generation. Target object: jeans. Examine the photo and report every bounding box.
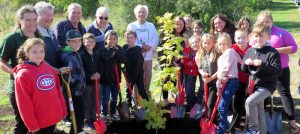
[102,84,118,115]
[245,88,271,134]
[217,78,239,134]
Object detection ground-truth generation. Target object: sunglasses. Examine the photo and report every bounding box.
[99,17,109,20]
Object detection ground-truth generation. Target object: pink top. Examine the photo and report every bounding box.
[217,48,239,79]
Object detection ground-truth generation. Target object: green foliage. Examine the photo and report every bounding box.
[0,0,15,34]
[155,13,183,94]
[141,99,168,130]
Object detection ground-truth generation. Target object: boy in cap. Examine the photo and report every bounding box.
[59,29,86,134]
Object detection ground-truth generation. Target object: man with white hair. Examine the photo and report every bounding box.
[35,1,60,68]
[54,3,86,46]
[86,6,113,52]
[127,4,159,100]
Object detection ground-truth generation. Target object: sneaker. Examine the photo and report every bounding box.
[111,114,120,121]
[245,128,258,134]
[100,115,107,123]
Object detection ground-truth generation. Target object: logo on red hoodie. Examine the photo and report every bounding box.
[36,74,55,91]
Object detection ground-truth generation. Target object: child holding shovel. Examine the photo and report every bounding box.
[242,24,282,134]
[60,29,86,134]
[14,38,67,133]
[79,33,102,128]
[99,30,126,122]
[123,31,149,104]
[195,33,220,121]
[215,33,240,134]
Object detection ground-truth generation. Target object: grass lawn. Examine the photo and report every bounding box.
[0,0,300,133]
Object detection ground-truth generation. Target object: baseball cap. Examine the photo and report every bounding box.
[66,29,82,41]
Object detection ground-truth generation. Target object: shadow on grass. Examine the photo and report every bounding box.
[274,21,300,32]
[271,1,299,11]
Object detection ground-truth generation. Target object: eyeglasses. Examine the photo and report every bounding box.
[99,17,108,20]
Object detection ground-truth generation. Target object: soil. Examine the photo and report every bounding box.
[0,106,14,133]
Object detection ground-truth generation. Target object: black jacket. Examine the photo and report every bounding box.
[241,45,282,94]
[99,45,126,85]
[123,45,144,82]
[79,48,103,86]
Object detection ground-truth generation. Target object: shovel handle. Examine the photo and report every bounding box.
[208,83,226,127]
[60,73,77,134]
[204,83,208,117]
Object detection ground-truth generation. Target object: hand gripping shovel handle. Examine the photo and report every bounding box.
[60,73,77,134]
[208,83,226,127]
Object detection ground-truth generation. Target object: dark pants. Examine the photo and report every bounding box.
[232,82,247,128]
[126,77,149,106]
[184,74,197,108]
[66,95,85,134]
[84,85,96,123]
[9,92,28,134]
[198,80,218,120]
[35,125,56,134]
[277,68,295,120]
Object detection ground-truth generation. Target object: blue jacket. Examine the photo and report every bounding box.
[86,22,113,52]
[59,46,86,96]
[54,19,86,47]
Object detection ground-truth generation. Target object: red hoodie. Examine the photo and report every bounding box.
[232,44,251,84]
[182,47,198,76]
[13,61,67,131]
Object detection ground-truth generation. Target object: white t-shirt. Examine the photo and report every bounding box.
[127,21,159,61]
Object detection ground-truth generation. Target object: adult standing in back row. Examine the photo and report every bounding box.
[86,6,114,52]
[0,5,42,133]
[54,3,86,47]
[127,4,159,97]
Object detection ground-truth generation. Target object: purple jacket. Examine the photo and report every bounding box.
[269,26,298,68]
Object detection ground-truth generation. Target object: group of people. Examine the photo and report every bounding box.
[0,1,299,134]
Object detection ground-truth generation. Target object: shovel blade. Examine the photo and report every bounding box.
[201,118,216,134]
[190,104,205,119]
[265,111,282,134]
[170,105,186,118]
[94,120,106,134]
[117,102,130,121]
[133,107,145,121]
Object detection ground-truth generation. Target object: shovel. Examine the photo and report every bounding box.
[115,66,130,121]
[171,71,186,118]
[122,70,145,121]
[94,79,107,134]
[190,83,208,119]
[201,84,226,134]
[60,73,77,134]
[265,96,282,134]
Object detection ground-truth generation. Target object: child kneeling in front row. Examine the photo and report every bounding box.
[14,38,67,133]
[242,24,282,134]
